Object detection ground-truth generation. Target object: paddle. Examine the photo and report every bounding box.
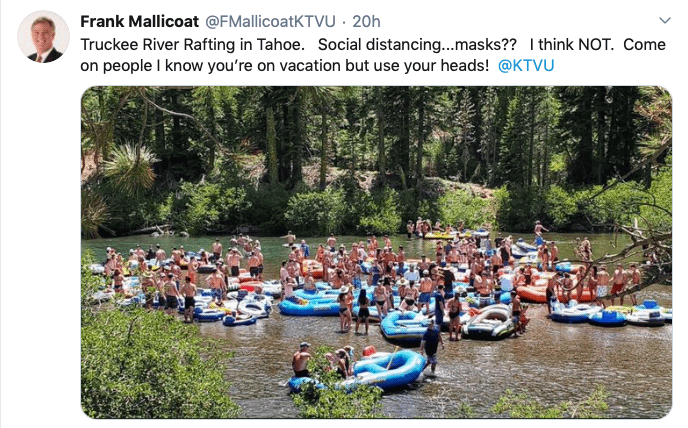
[386,346,400,370]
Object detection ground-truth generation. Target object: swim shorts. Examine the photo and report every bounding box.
[358,307,370,318]
[166,296,178,309]
[231,266,240,277]
[419,292,431,304]
[184,296,195,309]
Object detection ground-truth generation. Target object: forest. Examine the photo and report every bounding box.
[81,86,671,239]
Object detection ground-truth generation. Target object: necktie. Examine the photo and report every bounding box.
[36,55,42,63]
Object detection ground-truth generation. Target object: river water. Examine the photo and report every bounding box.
[82,232,672,418]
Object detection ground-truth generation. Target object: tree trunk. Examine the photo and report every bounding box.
[319,103,328,190]
[266,106,278,184]
[416,87,426,191]
[376,87,386,185]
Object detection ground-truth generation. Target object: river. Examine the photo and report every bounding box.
[82,232,672,418]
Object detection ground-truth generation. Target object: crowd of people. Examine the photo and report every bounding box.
[93,222,650,381]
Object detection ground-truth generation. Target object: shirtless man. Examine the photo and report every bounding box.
[171,247,183,266]
[511,291,523,336]
[419,271,434,315]
[597,265,610,304]
[491,251,502,276]
[407,221,415,239]
[534,220,549,237]
[611,264,627,306]
[628,264,640,306]
[227,249,241,277]
[548,241,559,266]
[248,252,260,279]
[292,343,313,378]
[282,231,296,246]
[163,273,180,315]
[206,267,225,305]
[135,244,146,259]
[180,276,197,323]
[211,239,223,262]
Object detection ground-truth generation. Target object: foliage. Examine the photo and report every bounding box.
[102,144,158,194]
[81,86,669,237]
[284,189,347,235]
[81,254,241,418]
[543,185,579,228]
[455,402,476,418]
[490,385,608,418]
[356,188,403,235]
[290,346,384,418]
[438,189,494,229]
[81,189,110,239]
[245,182,291,234]
[174,182,250,234]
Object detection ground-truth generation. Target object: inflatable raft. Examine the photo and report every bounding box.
[238,299,270,319]
[345,350,426,391]
[222,313,257,326]
[461,304,514,340]
[588,310,626,327]
[277,297,341,316]
[288,350,426,393]
[517,285,594,303]
[380,310,431,346]
[550,301,602,323]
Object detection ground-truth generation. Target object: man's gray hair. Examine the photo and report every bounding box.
[32,17,55,31]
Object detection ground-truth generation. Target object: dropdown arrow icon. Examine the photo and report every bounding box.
[660,17,671,23]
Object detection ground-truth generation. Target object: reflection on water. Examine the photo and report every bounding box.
[82,232,671,418]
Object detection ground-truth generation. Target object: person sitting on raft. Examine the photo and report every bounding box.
[292,342,312,378]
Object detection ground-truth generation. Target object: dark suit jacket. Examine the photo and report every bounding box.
[28,49,62,63]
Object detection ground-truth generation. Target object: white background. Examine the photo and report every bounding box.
[1,1,684,427]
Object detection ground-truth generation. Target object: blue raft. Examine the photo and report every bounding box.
[380,310,431,346]
[278,297,341,316]
[550,301,602,324]
[347,350,426,391]
[588,310,627,327]
[288,350,426,393]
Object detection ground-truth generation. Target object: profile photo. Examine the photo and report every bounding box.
[18,11,69,63]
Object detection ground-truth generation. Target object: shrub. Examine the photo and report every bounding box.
[284,189,347,235]
[175,182,250,234]
[81,255,240,418]
[438,189,495,229]
[357,188,403,235]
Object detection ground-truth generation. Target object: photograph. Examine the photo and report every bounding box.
[80,85,672,418]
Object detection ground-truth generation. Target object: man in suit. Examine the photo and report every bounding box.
[28,17,62,63]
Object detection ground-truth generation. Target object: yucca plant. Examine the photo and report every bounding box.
[102,144,158,194]
[81,190,110,239]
